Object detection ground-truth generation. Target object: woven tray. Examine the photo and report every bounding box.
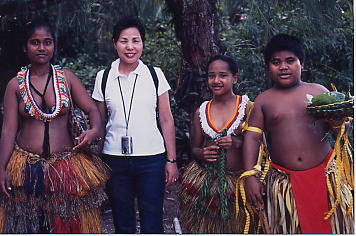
[306,99,354,119]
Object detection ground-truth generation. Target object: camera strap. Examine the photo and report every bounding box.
[117,74,138,136]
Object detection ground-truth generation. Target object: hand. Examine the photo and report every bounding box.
[215,136,233,149]
[245,175,265,210]
[72,129,98,150]
[0,168,11,198]
[202,145,220,162]
[165,162,179,186]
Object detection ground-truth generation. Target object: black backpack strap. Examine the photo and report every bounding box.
[101,67,110,122]
[147,66,162,133]
[147,66,159,94]
[101,67,111,100]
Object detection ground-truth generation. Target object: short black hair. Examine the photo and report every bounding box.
[207,55,238,75]
[263,34,305,65]
[23,17,55,46]
[112,16,146,43]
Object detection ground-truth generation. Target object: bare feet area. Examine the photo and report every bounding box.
[101,182,181,234]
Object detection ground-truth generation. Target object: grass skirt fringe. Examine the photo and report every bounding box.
[179,161,258,233]
[0,145,109,233]
[266,168,301,234]
[326,161,354,234]
[267,165,354,234]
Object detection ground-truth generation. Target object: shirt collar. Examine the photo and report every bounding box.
[111,58,145,79]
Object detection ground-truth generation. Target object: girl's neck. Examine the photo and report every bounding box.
[30,63,50,77]
[213,93,236,104]
[119,60,139,76]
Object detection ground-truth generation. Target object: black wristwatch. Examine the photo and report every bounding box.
[166,159,177,163]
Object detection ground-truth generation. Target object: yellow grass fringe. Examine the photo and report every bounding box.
[180,161,249,233]
[6,150,27,187]
[70,153,109,196]
[80,207,102,233]
[0,207,5,233]
[324,118,353,220]
[267,168,301,233]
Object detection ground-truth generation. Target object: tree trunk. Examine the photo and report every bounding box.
[166,0,224,113]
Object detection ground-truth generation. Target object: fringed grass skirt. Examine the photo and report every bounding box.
[179,161,258,234]
[267,162,354,234]
[0,145,109,233]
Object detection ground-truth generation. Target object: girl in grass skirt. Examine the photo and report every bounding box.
[179,55,259,233]
[0,18,109,233]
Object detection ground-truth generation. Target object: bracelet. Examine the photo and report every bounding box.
[166,159,177,163]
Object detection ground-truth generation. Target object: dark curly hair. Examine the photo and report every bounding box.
[263,34,305,65]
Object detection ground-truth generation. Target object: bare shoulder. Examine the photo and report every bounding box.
[246,100,254,108]
[253,88,274,106]
[303,82,329,94]
[62,68,78,82]
[245,100,254,112]
[194,107,201,118]
[6,76,19,92]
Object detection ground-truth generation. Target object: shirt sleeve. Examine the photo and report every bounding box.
[155,67,171,96]
[92,69,105,102]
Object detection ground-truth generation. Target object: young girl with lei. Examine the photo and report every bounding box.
[179,55,259,233]
[0,18,109,233]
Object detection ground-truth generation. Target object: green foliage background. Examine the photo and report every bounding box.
[0,0,353,159]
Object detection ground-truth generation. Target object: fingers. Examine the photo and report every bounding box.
[215,136,233,149]
[247,192,264,210]
[165,164,179,186]
[72,138,85,150]
[255,193,265,211]
[245,176,265,210]
[203,146,220,162]
[72,132,93,150]
[1,183,10,198]
[165,175,178,186]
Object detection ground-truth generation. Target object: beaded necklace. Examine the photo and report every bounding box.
[18,64,69,122]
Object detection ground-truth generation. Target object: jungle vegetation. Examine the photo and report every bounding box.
[0,0,353,162]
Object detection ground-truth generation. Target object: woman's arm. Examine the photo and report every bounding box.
[158,91,178,186]
[94,100,107,150]
[64,69,104,150]
[0,78,19,197]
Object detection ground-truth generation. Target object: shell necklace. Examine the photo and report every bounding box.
[18,64,69,122]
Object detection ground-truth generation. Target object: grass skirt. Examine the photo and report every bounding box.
[0,145,109,233]
[267,164,354,234]
[179,161,258,233]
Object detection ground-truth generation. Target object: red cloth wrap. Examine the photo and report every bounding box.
[271,149,333,234]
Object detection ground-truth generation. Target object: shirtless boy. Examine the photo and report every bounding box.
[243,34,353,234]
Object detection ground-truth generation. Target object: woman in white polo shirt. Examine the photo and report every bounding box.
[92,16,178,234]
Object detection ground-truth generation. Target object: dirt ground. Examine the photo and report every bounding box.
[101,181,181,234]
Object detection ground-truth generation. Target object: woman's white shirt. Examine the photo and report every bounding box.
[92,59,171,156]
